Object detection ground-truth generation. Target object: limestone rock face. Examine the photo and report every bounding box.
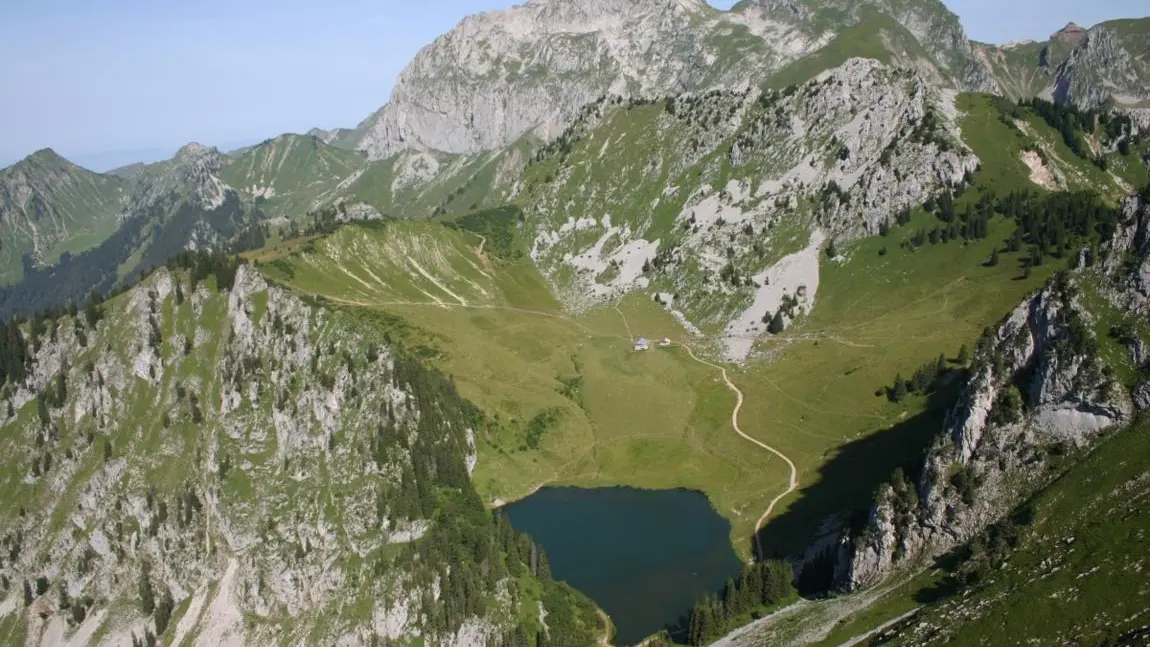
[1047,24,1150,109]
[1101,193,1150,314]
[835,187,1150,592]
[837,278,1132,591]
[353,0,997,160]
[974,19,1150,110]
[0,265,506,647]
[524,58,976,358]
[128,143,232,213]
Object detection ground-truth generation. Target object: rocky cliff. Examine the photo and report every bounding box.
[522,58,976,359]
[835,198,1150,590]
[973,18,1150,111]
[1101,191,1150,315]
[353,0,998,160]
[753,0,996,91]
[0,263,588,647]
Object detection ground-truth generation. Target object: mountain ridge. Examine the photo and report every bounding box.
[352,0,999,160]
[0,3,1147,642]
[341,0,1147,163]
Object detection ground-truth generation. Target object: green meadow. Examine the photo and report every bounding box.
[246,91,1147,559]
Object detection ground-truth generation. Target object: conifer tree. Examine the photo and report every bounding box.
[138,566,155,615]
[768,311,785,335]
[891,375,909,403]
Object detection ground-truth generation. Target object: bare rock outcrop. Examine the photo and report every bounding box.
[353,0,997,160]
[837,276,1132,591]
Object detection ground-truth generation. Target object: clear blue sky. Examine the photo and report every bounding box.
[0,0,1145,169]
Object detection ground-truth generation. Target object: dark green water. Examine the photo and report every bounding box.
[503,486,744,646]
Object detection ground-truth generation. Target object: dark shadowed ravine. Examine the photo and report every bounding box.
[503,486,744,645]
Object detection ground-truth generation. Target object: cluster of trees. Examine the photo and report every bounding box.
[883,354,951,403]
[136,562,173,634]
[729,89,786,157]
[763,291,803,335]
[1099,111,1144,156]
[665,88,748,131]
[1020,98,1095,160]
[291,202,347,238]
[819,181,851,211]
[165,249,243,292]
[445,205,525,260]
[946,500,1033,590]
[230,222,269,252]
[686,560,796,645]
[378,351,599,646]
[0,319,29,385]
[909,106,953,152]
[1000,190,1121,269]
[719,262,751,288]
[901,189,992,250]
[890,184,1120,278]
[524,407,561,451]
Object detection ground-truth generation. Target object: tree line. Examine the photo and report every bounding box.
[1020,97,1095,161]
[383,350,600,647]
[685,559,796,645]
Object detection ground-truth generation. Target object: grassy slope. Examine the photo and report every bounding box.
[244,89,1147,564]
[956,93,1136,203]
[765,9,925,90]
[254,196,1053,562]
[255,221,791,555]
[0,153,126,284]
[346,139,531,220]
[219,134,366,220]
[809,418,1150,647]
[896,418,1150,646]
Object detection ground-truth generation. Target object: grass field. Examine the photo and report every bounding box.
[242,88,1148,562]
[254,197,1060,560]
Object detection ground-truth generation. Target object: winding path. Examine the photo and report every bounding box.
[310,283,800,561]
[678,342,799,562]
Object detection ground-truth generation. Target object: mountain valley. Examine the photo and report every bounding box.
[1,0,1149,646]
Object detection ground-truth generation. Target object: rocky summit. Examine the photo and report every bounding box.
[1,0,1150,647]
[353,0,999,160]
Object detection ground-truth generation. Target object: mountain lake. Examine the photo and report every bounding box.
[502,486,744,645]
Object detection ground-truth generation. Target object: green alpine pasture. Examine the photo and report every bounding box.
[240,86,1150,560]
[0,150,126,285]
[252,197,1059,560]
[219,133,367,221]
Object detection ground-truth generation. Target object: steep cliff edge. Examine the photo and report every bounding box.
[522,58,976,359]
[0,262,596,647]
[973,18,1150,111]
[353,0,997,160]
[835,192,1150,592]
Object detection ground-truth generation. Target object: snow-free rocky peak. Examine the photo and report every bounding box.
[353,0,999,160]
[174,141,217,161]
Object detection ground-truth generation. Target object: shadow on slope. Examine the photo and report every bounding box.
[753,370,966,595]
